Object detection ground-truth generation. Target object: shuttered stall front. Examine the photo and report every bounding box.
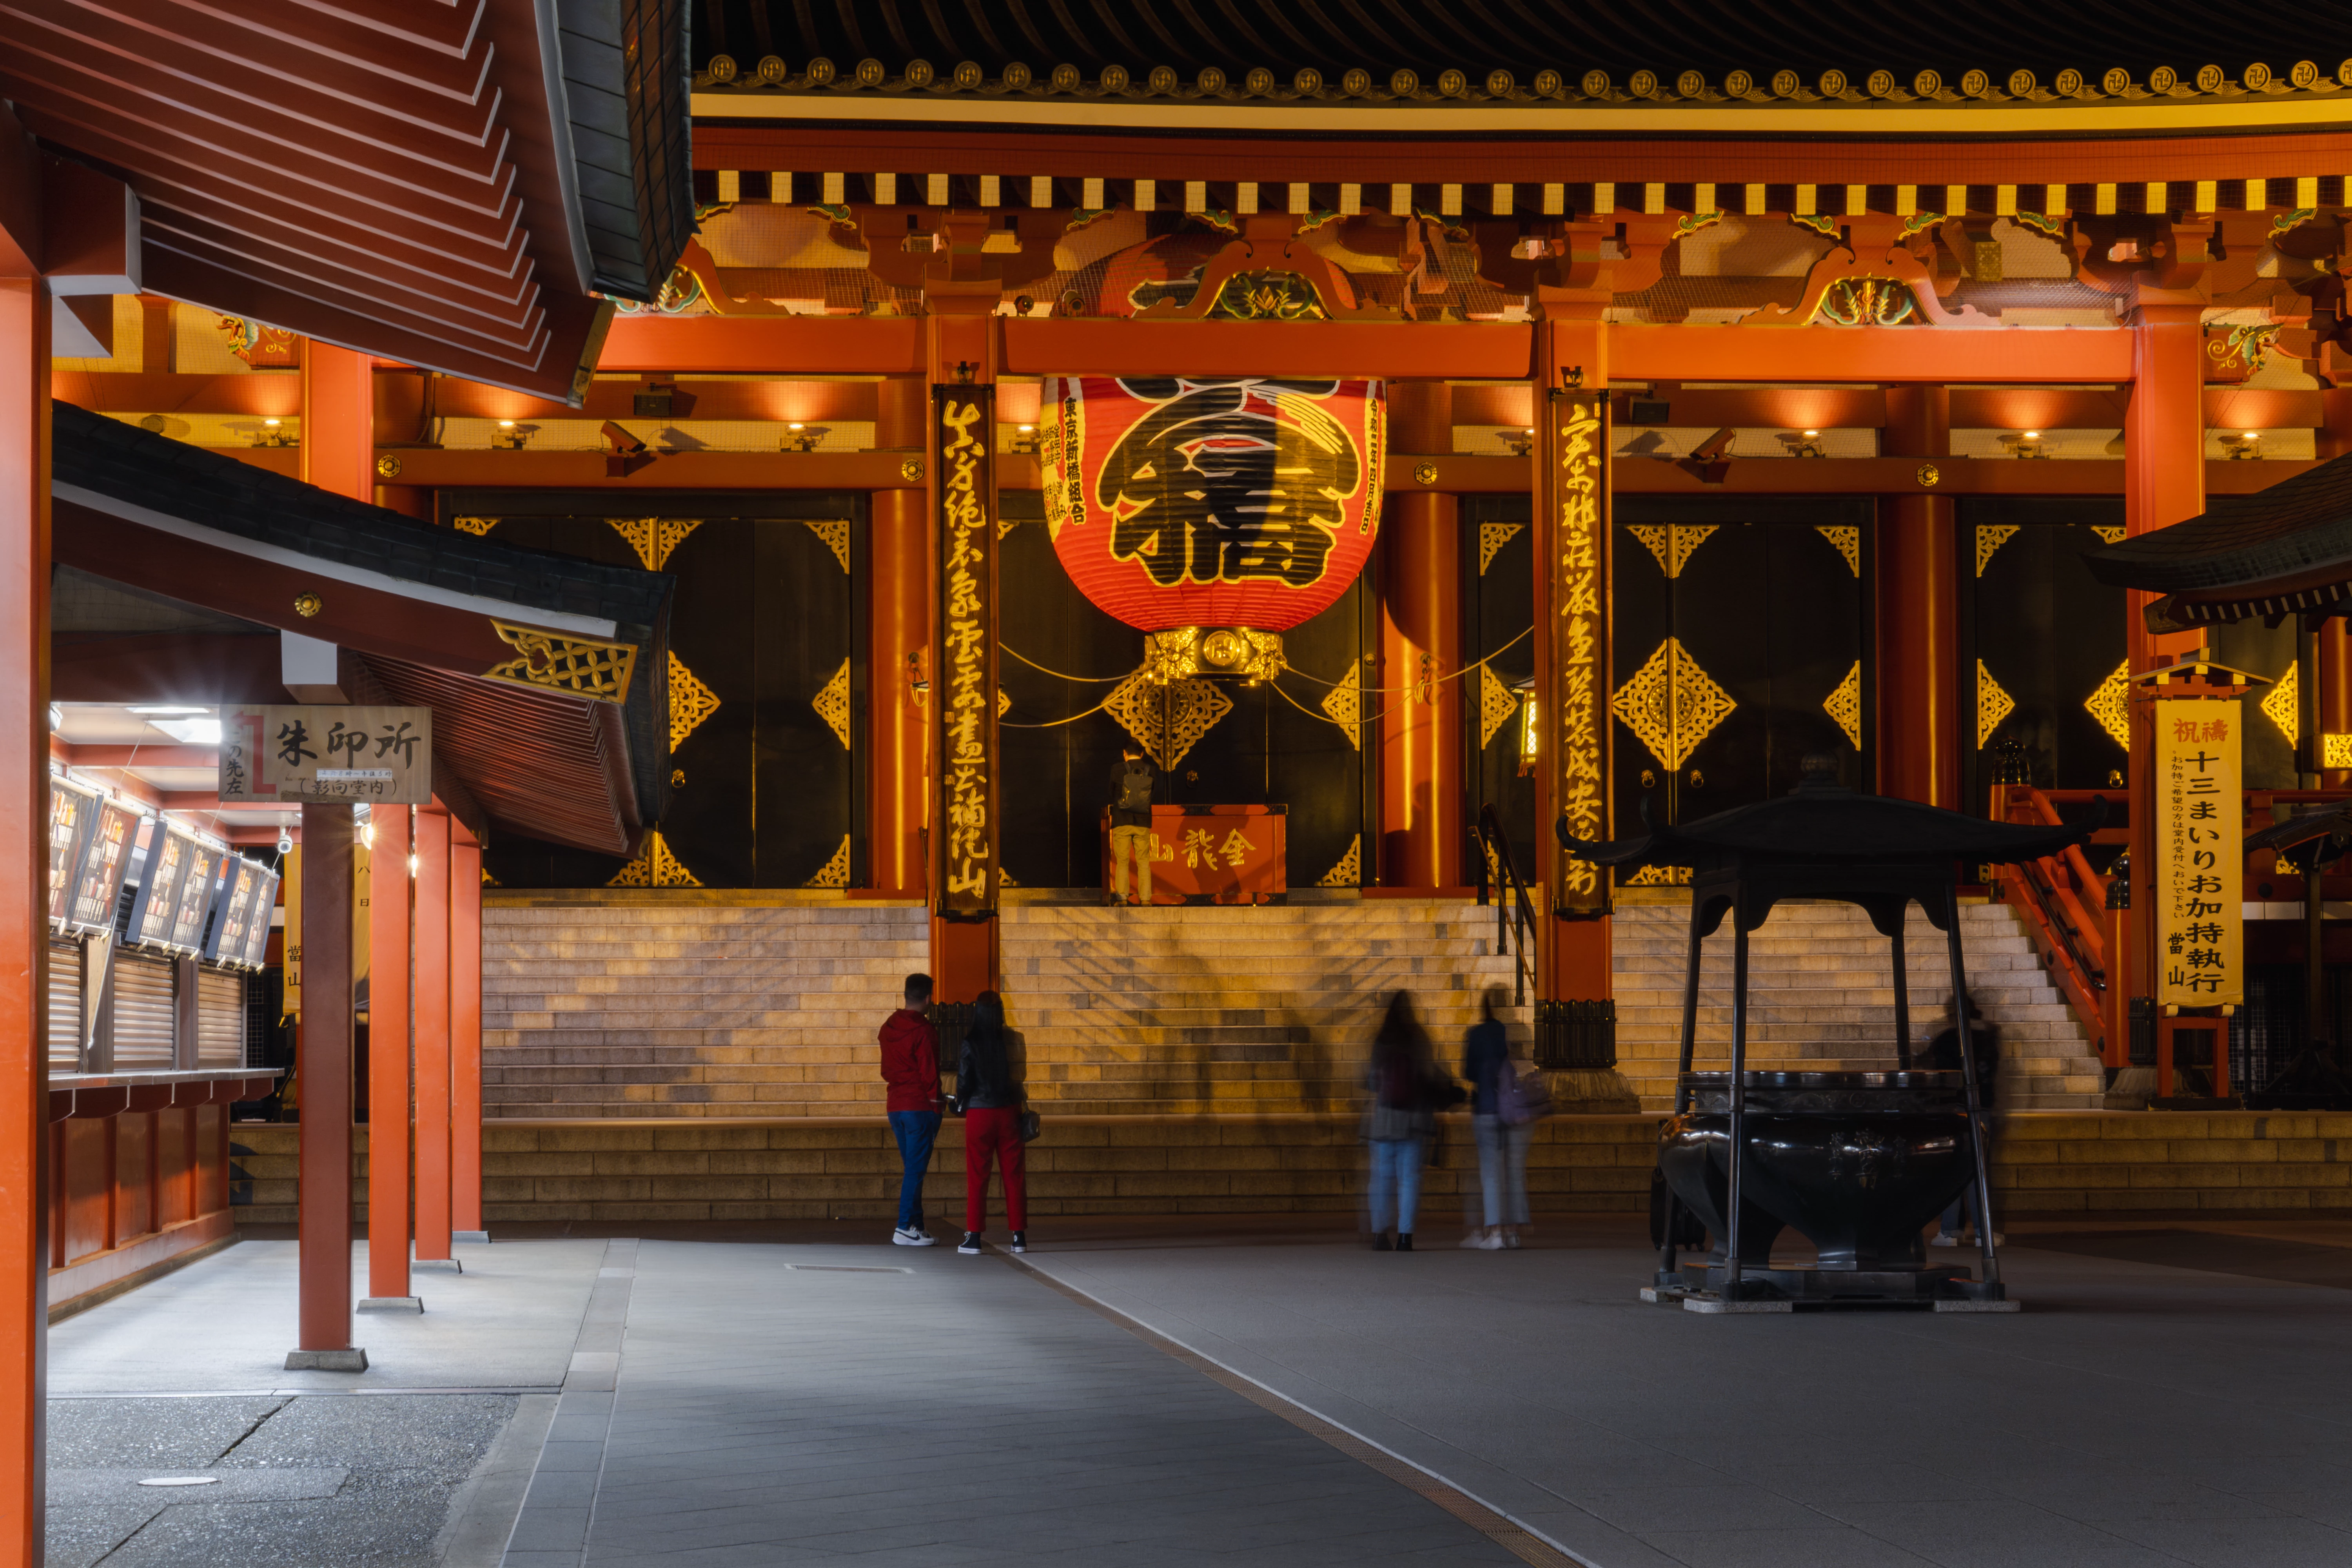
[196,968,244,1067]
[47,940,82,1070]
[110,952,176,1068]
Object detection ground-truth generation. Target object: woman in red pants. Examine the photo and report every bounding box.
[955,990,1028,1254]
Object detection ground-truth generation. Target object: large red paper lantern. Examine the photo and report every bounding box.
[1039,376,1385,677]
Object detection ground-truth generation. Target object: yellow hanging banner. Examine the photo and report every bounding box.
[282,845,301,1022]
[2152,697,2243,1008]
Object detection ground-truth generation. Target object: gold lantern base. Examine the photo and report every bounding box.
[1143,626,1286,684]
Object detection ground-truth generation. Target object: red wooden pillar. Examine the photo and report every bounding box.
[1877,386,1960,809]
[363,806,412,1305]
[868,376,930,898]
[413,809,453,1264]
[449,828,485,1241]
[2321,621,2352,791]
[1379,381,1463,889]
[2124,293,2210,1085]
[0,248,53,1564]
[299,341,375,500]
[291,803,362,1368]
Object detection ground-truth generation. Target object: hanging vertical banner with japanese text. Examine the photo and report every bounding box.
[2153,697,2242,1007]
[935,385,999,918]
[1545,393,1610,916]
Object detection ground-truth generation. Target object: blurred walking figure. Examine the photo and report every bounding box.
[1928,995,2004,1249]
[1364,992,1458,1251]
[1108,743,1156,906]
[955,990,1029,1255]
[1462,985,1547,1249]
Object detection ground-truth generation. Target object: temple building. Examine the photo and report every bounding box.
[10,5,2352,1561]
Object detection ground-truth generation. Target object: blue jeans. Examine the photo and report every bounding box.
[888,1111,942,1232]
[1368,1137,1423,1236]
[1474,1115,1531,1229]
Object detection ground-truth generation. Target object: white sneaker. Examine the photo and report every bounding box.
[1459,1230,1490,1249]
[1474,1232,1506,1250]
[1929,1233,1960,1248]
[892,1227,935,1247]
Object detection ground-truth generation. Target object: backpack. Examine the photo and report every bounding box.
[1495,1062,1550,1127]
[1116,765,1153,812]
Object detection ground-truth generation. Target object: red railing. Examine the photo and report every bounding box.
[1991,786,2120,1060]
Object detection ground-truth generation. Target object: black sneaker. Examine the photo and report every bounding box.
[1373,1232,1393,1251]
[957,1232,984,1254]
[1010,1231,1027,1254]
[1396,1234,1414,1252]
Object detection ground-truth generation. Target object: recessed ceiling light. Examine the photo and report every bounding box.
[789,422,805,430]
[127,706,207,716]
[1803,429,1819,438]
[263,418,280,427]
[2243,430,2259,439]
[497,419,516,428]
[2024,430,2042,440]
[148,717,221,744]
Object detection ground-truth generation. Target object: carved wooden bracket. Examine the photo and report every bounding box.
[1747,240,1998,329]
[1133,214,1399,321]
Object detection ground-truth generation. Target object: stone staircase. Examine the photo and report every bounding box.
[997,898,1523,1116]
[481,899,930,1118]
[1612,898,2105,1112]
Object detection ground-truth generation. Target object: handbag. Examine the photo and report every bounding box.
[1018,1109,1042,1143]
[1496,1063,1551,1127]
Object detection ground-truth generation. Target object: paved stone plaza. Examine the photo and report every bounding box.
[44,1221,2352,1566]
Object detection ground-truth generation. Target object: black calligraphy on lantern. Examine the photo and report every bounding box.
[1094,378,1362,588]
[938,395,995,914]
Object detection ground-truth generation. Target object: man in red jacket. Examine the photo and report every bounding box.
[879,973,942,1245]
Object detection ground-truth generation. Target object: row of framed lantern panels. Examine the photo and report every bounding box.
[46,773,278,969]
[46,939,252,1074]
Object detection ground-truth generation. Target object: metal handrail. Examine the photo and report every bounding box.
[1992,785,2111,1053]
[1472,804,1537,1007]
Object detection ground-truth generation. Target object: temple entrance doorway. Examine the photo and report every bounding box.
[1610,499,1874,846]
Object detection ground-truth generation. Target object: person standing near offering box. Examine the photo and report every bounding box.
[1108,744,1156,907]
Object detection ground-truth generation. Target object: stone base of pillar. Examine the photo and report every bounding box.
[2103,1065,2157,1109]
[414,1258,464,1274]
[284,1347,368,1372]
[454,1230,491,1244]
[357,1297,423,1314]
[1545,1067,1642,1112]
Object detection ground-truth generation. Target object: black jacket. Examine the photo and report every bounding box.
[957,1026,1026,1111]
[1110,759,1155,828]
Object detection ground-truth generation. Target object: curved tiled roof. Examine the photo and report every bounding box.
[690,0,2352,109]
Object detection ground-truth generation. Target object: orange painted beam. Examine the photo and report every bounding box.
[365,805,411,1303]
[57,744,216,768]
[601,313,923,375]
[412,809,452,1263]
[1611,325,2135,384]
[448,831,483,1240]
[366,447,974,489]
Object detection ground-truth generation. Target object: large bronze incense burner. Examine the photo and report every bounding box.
[1562,756,2098,1313]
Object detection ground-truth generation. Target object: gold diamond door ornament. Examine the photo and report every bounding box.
[2084,659,2131,750]
[2262,661,2300,744]
[1103,673,1232,770]
[607,829,701,887]
[1976,659,2015,748]
[802,518,851,572]
[2091,525,2127,545]
[1317,835,1361,887]
[802,835,852,888]
[668,651,719,751]
[609,517,703,572]
[1815,526,1860,577]
[1822,661,1863,750]
[1476,522,1524,574]
[812,658,852,749]
[1479,662,1520,748]
[1974,524,2019,576]
[1625,523,1717,579]
[1611,637,1736,771]
[1319,666,1362,749]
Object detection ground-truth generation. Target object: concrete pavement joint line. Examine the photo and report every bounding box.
[997,1248,1602,1568]
[498,1238,637,1568]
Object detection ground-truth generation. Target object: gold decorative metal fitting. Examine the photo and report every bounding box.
[1916,463,1941,487]
[1143,626,1286,684]
[900,457,924,481]
[1413,462,1439,485]
[483,621,639,704]
[293,592,323,618]
[374,453,401,479]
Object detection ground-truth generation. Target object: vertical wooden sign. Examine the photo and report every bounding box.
[1541,390,1611,916]
[2152,697,2241,1007]
[935,384,999,918]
